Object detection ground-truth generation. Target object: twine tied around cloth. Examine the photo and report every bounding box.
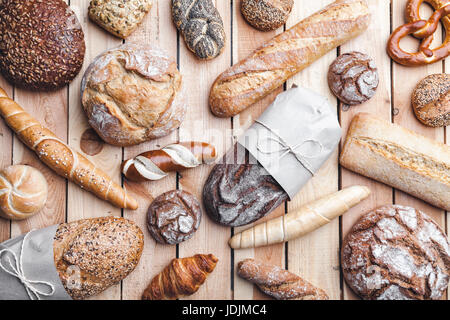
[255,120,323,176]
[0,230,55,300]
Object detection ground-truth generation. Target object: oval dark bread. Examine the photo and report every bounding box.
[241,0,294,32]
[147,190,202,245]
[53,217,144,300]
[412,73,450,127]
[342,205,450,300]
[203,163,288,227]
[0,0,85,91]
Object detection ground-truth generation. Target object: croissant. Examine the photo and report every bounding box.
[0,88,138,210]
[142,254,218,300]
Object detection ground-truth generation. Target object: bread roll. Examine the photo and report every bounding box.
[241,0,294,32]
[88,0,152,39]
[81,43,186,147]
[340,113,450,211]
[0,165,48,220]
[53,217,144,300]
[209,0,370,117]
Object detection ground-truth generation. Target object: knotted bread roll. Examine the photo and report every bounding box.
[0,165,48,220]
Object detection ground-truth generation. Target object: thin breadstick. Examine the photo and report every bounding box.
[229,186,370,249]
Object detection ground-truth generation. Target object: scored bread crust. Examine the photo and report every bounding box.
[340,112,450,211]
[81,43,186,147]
[209,0,371,117]
[53,217,144,300]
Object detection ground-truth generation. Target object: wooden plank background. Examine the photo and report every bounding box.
[0,0,447,300]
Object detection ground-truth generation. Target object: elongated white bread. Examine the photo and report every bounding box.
[229,186,370,249]
[209,0,371,117]
[0,88,138,210]
[340,113,450,211]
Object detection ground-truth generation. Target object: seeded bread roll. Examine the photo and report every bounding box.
[412,73,450,127]
[81,43,187,147]
[88,0,152,39]
[0,165,48,221]
[241,0,294,31]
[54,217,144,300]
[0,0,85,91]
[342,205,450,300]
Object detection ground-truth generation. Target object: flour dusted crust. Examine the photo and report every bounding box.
[342,205,450,300]
[203,163,288,227]
[81,43,187,146]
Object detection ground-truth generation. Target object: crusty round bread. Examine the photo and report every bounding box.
[412,73,449,127]
[81,43,187,147]
[342,205,450,300]
[0,0,85,91]
[0,165,48,220]
[241,0,294,32]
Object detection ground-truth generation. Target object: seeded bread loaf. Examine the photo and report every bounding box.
[88,0,152,39]
[54,217,144,300]
[0,0,85,91]
[340,113,450,211]
[241,0,294,31]
[342,205,450,300]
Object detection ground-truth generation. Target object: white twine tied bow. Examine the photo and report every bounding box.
[255,120,323,176]
[0,231,55,300]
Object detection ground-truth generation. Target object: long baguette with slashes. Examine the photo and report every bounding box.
[0,88,138,210]
[229,186,370,249]
[121,142,217,182]
[209,0,371,117]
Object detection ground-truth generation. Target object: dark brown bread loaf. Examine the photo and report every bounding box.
[171,0,226,60]
[147,190,202,245]
[54,217,144,300]
[203,163,288,227]
[412,73,450,127]
[328,52,379,105]
[0,0,85,91]
[342,205,450,300]
[237,259,329,300]
[241,0,294,31]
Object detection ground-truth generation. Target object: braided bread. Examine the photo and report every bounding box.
[209,0,371,117]
[0,88,138,210]
[171,0,226,60]
[237,259,329,300]
[122,142,216,182]
[142,254,218,300]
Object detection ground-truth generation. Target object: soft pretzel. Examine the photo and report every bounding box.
[121,142,216,182]
[387,0,450,66]
[0,88,138,210]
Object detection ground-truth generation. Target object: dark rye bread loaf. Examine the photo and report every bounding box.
[0,0,85,91]
[203,163,288,227]
[54,217,144,300]
[342,205,450,300]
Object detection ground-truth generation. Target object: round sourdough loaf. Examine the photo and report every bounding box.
[342,205,450,300]
[0,165,48,220]
[81,43,186,147]
[0,0,85,91]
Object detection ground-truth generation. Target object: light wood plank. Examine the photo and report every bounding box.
[392,0,446,237]
[122,0,178,300]
[177,0,232,300]
[232,0,285,300]
[285,0,340,301]
[339,0,393,300]
[0,79,12,242]
[68,1,123,300]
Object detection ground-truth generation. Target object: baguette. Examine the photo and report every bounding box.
[340,113,450,211]
[54,217,144,300]
[209,0,371,117]
[0,88,138,210]
[229,186,370,249]
[237,259,329,300]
